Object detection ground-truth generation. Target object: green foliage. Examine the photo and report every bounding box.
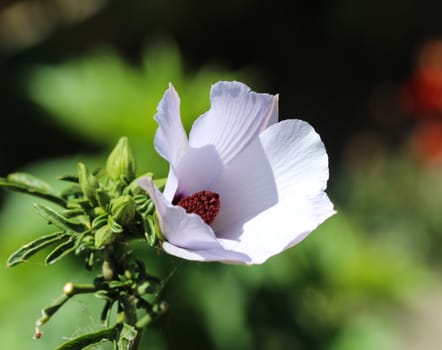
[0,138,166,349]
[3,138,162,268]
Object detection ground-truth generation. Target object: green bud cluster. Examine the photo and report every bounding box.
[0,137,166,349]
[3,137,163,268]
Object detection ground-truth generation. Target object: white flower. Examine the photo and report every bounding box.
[139,81,335,264]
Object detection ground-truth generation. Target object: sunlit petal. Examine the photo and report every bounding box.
[189,81,278,166]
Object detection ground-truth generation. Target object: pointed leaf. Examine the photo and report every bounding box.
[7,172,53,192]
[0,173,66,206]
[34,203,85,232]
[58,174,79,183]
[7,231,70,267]
[45,237,77,265]
[55,326,118,350]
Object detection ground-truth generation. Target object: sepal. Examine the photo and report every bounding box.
[110,195,136,226]
[94,224,114,248]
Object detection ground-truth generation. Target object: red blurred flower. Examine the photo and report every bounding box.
[410,120,442,166]
[402,40,442,117]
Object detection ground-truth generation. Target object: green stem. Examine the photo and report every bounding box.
[108,243,143,350]
[122,295,138,325]
[35,282,100,339]
[121,295,143,349]
[63,282,99,296]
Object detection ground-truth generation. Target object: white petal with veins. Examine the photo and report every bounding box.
[189,81,278,166]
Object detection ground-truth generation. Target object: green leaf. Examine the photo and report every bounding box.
[0,173,66,206]
[45,236,77,265]
[34,203,85,232]
[7,172,53,192]
[7,231,70,267]
[55,326,118,350]
[58,174,79,183]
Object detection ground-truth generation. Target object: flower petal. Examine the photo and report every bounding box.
[139,177,218,249]
[173,144,224,197]
[189,81,278,166]
[284,192,335,250]
[162,241,251,263]
[153,84,188,200]
[139,176,250,263]
[218,196,323,264]
[209,138,278,236]
[153,83,188,165]
[260,119,332,201]
[216,119,335,264]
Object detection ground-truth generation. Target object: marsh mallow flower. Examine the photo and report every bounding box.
[139,81,335,264]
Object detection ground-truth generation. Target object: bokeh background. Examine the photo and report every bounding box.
[1,0,442,349]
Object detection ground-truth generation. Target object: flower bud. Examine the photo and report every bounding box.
[106,137,136,182]
[110,195,136,226]
[77,162,98,203]
[94,224,114,248]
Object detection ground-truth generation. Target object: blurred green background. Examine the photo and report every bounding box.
[1,0,442,349]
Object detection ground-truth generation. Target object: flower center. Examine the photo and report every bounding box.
[175,190,221,225]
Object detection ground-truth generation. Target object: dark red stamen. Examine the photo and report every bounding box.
[176,190,221,225]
